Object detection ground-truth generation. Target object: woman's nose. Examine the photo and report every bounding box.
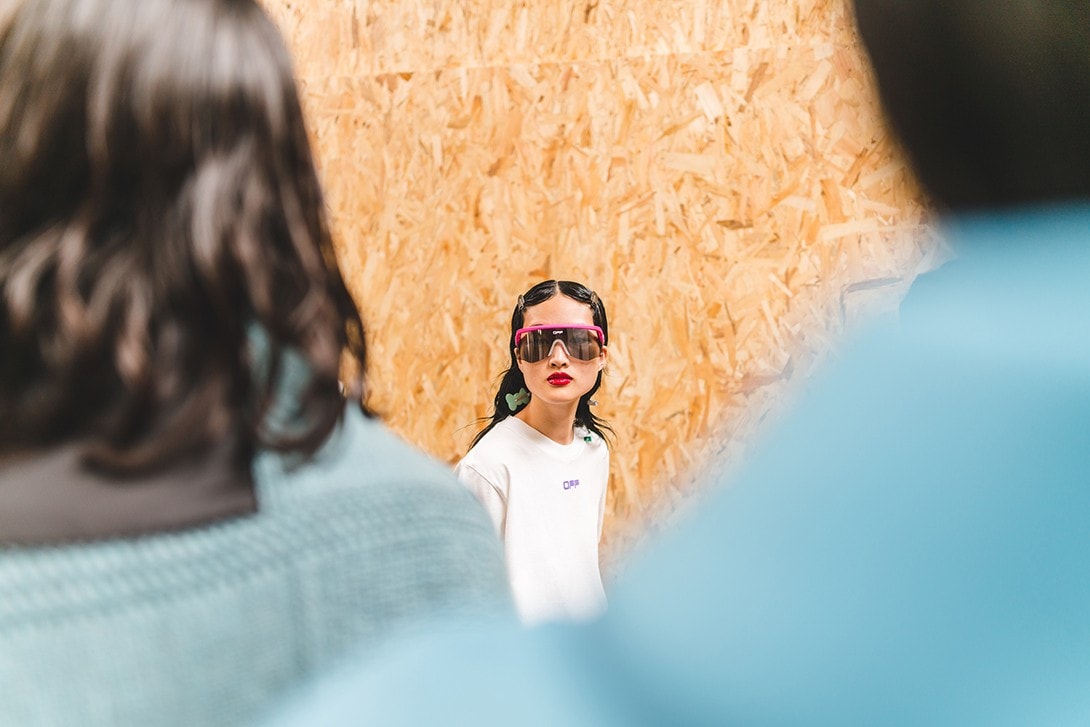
[547,339,570,364]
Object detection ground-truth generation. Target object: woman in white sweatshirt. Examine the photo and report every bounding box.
[456,280,612,625]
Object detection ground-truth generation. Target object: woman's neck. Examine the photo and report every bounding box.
[515,401,578,445]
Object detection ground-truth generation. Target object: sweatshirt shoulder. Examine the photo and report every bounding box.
[576,426,610,462]
[455,423,519,485]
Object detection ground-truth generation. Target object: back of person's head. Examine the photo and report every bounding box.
[0,0,366,473]
[853,0,1090,211]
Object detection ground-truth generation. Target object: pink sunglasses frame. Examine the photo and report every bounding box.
[514,324,605,347]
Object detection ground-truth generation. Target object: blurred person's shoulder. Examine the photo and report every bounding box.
[255,406,503,537]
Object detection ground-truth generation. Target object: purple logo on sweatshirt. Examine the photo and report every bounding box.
[563,479,580,490]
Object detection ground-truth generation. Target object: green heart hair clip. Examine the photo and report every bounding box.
[505,387,530,412]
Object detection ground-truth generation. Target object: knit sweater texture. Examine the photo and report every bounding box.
[0,407,511,726]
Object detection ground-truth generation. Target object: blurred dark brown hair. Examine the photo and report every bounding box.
[0,0,367,474]
[852,0,1090,212]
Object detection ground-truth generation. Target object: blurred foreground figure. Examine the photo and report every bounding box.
[0,1,509,724]
[267,0,1090,725]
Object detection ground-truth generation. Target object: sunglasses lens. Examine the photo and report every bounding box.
[517,328,601,362]
[517,331,552,362]
[563,329,600,360]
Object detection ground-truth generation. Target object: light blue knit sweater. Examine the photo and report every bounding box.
[0,407,511,726]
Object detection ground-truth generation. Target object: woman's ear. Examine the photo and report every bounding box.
[598,345,608,370]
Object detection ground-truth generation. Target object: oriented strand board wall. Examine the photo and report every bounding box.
[260,0,935,566]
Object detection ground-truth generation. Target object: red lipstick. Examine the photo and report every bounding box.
[547,373,572,386]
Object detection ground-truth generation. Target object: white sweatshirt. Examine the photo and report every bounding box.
[455,416,609,625]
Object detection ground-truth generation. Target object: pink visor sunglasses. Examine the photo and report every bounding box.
[514,324,605,363]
